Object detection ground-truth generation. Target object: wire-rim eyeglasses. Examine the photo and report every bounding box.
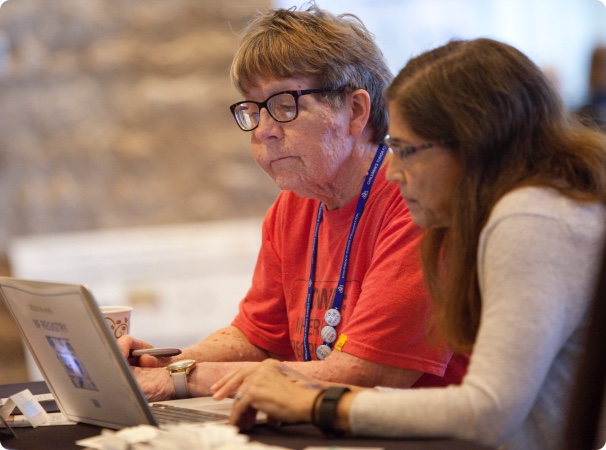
[384,135,453,162]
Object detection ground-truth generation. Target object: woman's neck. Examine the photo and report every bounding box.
[322,144,385,210]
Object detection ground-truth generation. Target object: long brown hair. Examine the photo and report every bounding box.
[386,38,606,353]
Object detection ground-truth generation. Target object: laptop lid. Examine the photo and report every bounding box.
[0,277,159,429]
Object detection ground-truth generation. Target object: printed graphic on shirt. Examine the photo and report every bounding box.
[289,278,361,360]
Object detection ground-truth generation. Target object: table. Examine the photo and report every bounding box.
[0,382,492,450]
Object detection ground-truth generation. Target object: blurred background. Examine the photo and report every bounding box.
[0,0,605,382]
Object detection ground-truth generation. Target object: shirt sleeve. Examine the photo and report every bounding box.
[349,198,602,447]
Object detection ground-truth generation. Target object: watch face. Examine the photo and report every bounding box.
[168,359,196,370]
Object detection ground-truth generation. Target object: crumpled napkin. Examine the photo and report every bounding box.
[76,422,293,450]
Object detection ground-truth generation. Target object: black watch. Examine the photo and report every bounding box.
[317,386,351,436]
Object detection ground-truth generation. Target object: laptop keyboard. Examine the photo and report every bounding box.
[150,404,229,425]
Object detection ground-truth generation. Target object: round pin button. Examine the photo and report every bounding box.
[316,344,332,360]
[324,308,341,327]
[320,325,337,344]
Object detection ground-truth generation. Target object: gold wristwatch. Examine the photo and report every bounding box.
[166,359,196,399]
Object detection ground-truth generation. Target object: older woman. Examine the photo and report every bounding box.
[120,3,466,402]
[213,38,606,450]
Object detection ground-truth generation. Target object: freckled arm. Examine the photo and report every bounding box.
[279,349,422,388]
[176,325,269,362]
[145,325,420,399]
[183,326,422,389]
[185,335,421,397]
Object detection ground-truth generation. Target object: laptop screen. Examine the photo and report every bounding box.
[0,277,158,429]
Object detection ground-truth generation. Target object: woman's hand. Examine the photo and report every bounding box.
[131,366,174,401]
[219,360,323,430]
[118,335,171,367]
[211,358,325,400]
[210,361,261,399]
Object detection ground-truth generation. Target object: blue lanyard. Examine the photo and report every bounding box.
[302,144,388,361]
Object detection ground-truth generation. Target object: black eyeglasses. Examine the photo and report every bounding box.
[229,87,342,131]
[384,135,453,163]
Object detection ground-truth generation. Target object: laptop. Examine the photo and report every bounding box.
[0,277,233,430]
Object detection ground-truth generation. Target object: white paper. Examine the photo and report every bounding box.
[0,389,49,428]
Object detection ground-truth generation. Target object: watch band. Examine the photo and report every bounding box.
[317,386,351,436]
[167,360,196,399]
[171,371,189,399]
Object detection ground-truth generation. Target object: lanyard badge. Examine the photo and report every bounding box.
[302,144,387,361]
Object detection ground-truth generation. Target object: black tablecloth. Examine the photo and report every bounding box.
[0,381,492,450]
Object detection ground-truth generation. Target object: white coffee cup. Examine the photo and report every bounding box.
[100,306,133,339]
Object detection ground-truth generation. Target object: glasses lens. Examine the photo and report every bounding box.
[234,102,259,131]
[267,93,297,122]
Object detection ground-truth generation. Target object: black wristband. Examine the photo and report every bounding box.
[310,389,326,426]
[317,386,351,437]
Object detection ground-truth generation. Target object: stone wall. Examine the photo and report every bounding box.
[0,0,276,383]
[0,0,277,262]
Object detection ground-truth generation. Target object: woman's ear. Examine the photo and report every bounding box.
[348,89,371,137]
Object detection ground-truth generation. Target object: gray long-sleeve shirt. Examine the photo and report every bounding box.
[350,187,606,449]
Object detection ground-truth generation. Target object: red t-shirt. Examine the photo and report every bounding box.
[232,167,467,386]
